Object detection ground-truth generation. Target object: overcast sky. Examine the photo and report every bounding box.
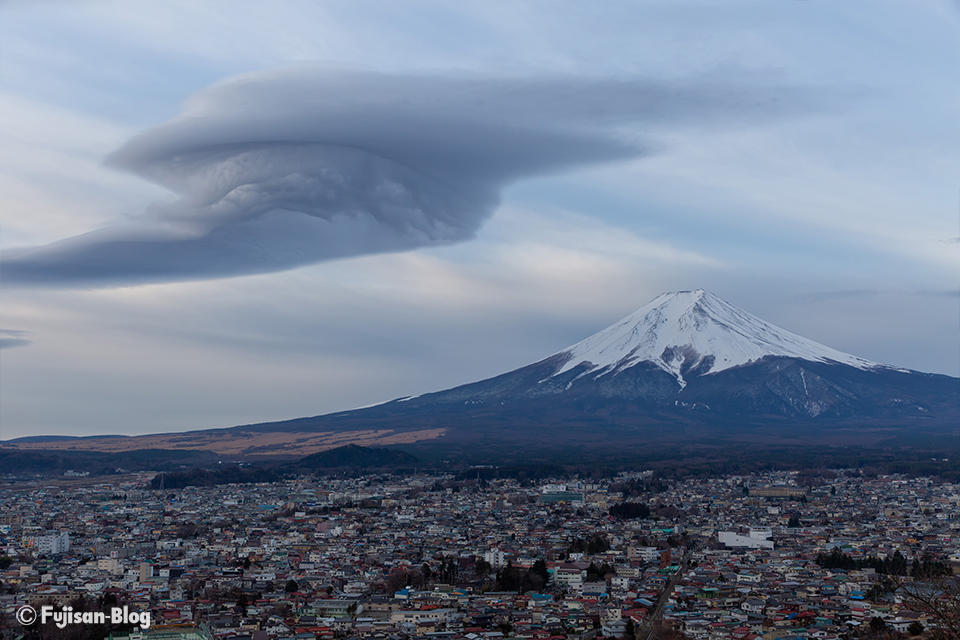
[1,0,957,440]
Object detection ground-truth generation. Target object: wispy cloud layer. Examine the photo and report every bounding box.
[1,68,815,287]
[792,288,960,304]
[0,329,32,350]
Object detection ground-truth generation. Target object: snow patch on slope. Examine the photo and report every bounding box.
[551,289,891,387]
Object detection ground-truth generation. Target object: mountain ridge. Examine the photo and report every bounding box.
[4,290,957,459]
[547,289,896,388]
[239,290,956,445]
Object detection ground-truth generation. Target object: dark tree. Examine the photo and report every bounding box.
[609,502,651,520]
[586,562,613,582]
[496,562,522,592]
[885,550,908,576]
[587,535,610,555]
[531,559,549,583]
[474,558,492,578]
[893,574,960,640]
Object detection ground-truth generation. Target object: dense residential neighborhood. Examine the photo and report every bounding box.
[1,469,957,640]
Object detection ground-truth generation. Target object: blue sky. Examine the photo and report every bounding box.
[1,0,957,439]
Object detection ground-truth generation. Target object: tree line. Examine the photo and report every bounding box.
[815,548,950,577]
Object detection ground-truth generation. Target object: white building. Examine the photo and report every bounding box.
[35,531,70,555]
[628,546,661,562]
[553,566,587,586]
[97,558,120,573]
[483,548,508,569]
[718,527,774,549]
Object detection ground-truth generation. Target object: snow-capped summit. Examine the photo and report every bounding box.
[17,290,956,458]
[220,288,958,444]
[552,289,887,387]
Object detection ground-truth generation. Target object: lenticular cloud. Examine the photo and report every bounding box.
[1,68,812,286]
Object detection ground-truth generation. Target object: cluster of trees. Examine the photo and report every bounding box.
[899,575,960,639]
[870,617,923,637]
[909,552,953,579]
[0,448,218,477]
[380,556,563,594]
[609,501,651,519]
[149,466,282,489]
[862,573,960,638]
[795,468,837,487]
[816,548,905,574]
[433,557,462,583]
[816,548,951,578]
[297,444,419,475]
[384,556,555,593]
[384,566,427,593]
[567,534,610,555]
[386,557,463,590]
[585,561,614,582]
[618,446,960,484]
[428,480,464,493]
[609,479,668,497]
[492,559,550,592]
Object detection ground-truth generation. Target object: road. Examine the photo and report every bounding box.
[637,554,688,640]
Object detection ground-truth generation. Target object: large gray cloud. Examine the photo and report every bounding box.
[1,68,819,286]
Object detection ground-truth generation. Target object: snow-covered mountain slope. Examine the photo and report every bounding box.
[234,288,958,441]
[551,289,896,388]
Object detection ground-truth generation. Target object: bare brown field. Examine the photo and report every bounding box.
[5,428,446,458]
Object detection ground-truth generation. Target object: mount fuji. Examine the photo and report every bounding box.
[14,290,955,460]
[238,289,957,453]
[542,289,891,390]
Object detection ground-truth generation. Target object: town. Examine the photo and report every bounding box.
[2,469,957,640]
